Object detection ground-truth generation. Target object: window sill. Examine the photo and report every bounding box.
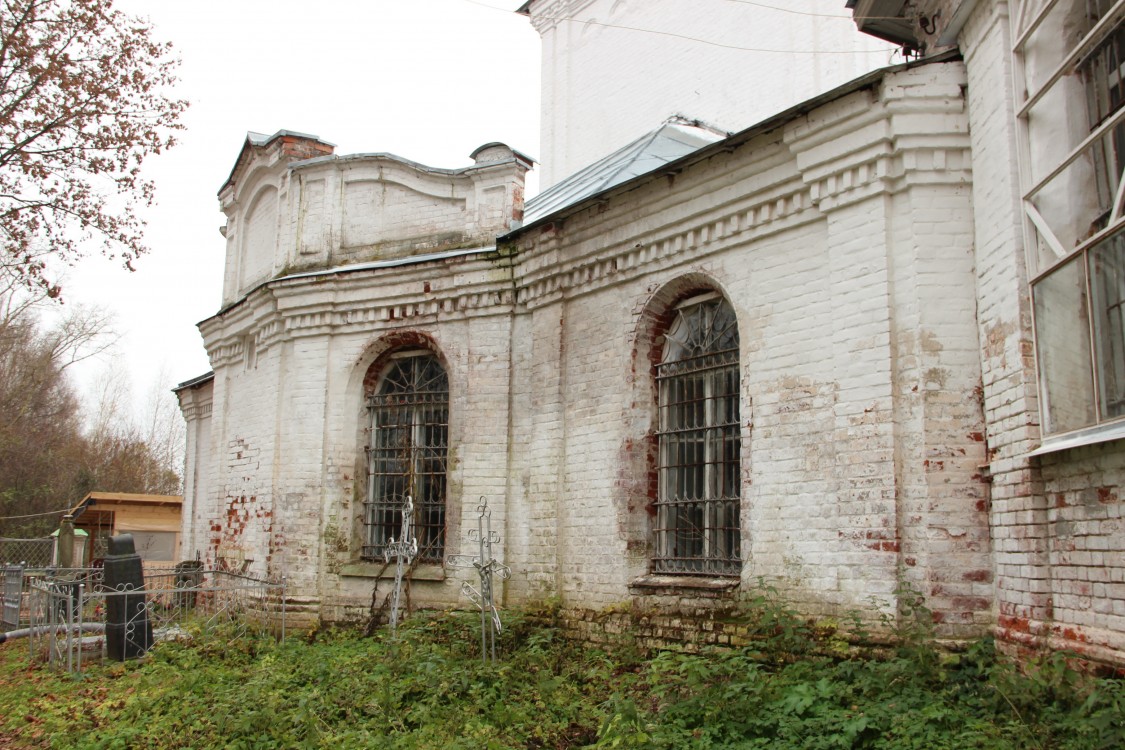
[339,562,446,581]
[629,574,740,595]
[1026,419,1125,457]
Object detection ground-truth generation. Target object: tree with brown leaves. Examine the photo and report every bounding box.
[0,0,187,298]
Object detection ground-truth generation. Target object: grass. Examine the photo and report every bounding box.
[0,603,1123,749]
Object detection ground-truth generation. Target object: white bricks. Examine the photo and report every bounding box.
[180,59,997,635]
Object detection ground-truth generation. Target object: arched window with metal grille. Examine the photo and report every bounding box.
[653,292,741,576]
[362,350,448,563]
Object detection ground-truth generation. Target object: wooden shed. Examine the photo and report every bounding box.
[68,492,183,566]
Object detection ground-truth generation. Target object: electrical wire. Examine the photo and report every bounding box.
[462,0,915,24]
[724,0,853,18]
[723,0,914,21]
[0,508,70,521]
[458,0,903,54]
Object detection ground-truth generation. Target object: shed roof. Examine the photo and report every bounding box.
[69,492,183,520]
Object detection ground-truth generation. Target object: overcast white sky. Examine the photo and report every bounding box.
[56,0,541,409]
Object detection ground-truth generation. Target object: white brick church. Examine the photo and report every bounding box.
[177,0,1125,666]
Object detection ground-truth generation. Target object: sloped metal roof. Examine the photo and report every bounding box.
[521,118,727,227]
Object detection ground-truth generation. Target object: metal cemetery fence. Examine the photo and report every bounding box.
[0,537,53,568]
[26,567,286,673]
[1,566,22,629]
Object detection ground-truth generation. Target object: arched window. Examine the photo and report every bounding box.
[363,350,448,563]
[654,293,741,576]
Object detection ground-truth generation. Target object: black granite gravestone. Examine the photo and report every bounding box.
[103,534,153,660]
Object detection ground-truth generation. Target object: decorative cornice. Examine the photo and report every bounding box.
[203,281,516,368]
[514,183,818,308]
[511,140,970,309]
[180,400,213,423]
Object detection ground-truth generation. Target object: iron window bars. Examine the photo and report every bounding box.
[363,352,448,563]
[653,294,742,576]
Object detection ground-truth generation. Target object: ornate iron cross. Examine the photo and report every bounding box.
[445,497,510,663]
[383,496,418,635]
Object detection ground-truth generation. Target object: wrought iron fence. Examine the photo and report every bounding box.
[1,566,22,630]
[0,538,52,567]
[26,568,285,673]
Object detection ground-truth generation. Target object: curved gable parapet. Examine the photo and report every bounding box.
[282,147,529,275]
[219,131,336,305]
[240,185,280,291]
[217,133,529,308]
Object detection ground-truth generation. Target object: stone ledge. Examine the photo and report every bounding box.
[628,574,740,596]
[339,562,445,581]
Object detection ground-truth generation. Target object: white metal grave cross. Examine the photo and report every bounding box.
[383,495,418,635]
[445,497,510,663]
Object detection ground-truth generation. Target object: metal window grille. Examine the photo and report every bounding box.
[654,296,741,576]
[363,353,448,563]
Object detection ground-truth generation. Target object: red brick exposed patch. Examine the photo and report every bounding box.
[998,614,1031,633]
[968,431,985,442]
[361,331,448,396]
[963,569,992,582]
[951,597,990,611]
[1097,486,1117,504]
[1055,625,1089,644]
[867,541,900,552]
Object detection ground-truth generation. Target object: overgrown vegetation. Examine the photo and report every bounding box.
[0,598,1122,749]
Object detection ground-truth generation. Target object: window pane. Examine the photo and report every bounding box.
[1034,256,1096,433]
[129,531,177,562]
[1090,229,1125,418]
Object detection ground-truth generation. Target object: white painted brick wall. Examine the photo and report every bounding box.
[174,0,1125,663]
[950,0,1125,664]
[190,59,988,632]
[524,0,898,187]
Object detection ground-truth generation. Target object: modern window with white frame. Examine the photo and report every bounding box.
[653,292,742,576]
[362,350,448,563]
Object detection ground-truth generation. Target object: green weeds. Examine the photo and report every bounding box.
[0,601,1121,749]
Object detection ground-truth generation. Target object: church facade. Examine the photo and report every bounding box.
[177,0,1125,666]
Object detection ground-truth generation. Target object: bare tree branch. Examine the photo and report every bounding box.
[0,0,187,299]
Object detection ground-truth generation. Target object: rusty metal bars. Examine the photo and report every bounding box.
[653,297,741,576]
[363,354,448,562]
